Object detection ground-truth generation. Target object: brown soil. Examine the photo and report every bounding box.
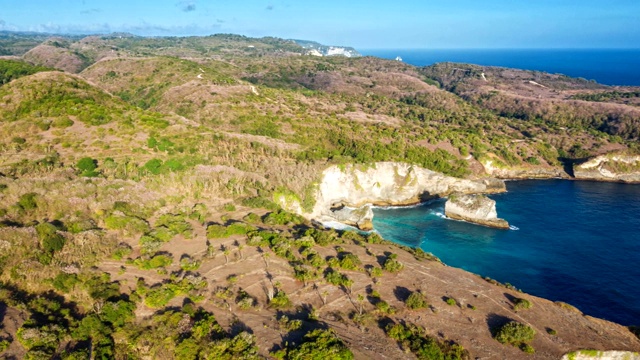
[93,223,640,359]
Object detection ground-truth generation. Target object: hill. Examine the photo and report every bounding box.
[0,32,639,359]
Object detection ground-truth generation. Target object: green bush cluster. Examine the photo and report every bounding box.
[406,291,429,310]
[133,253,173,270]
[513,298,533,311]
[386,322,469,360]
[324,269,353,289]
[494,321,536,353]
[17,192,38,211]
[137,276,207,308]
[34,222,66,264]
[334,251,362,271]
[263,209,306,226]
[156,213,193,238]
[206,222,256,239]
[0,59,51,84]
[76,157,100,177]
[383,253,404,273]
[240,196,280,211]
[272,329,353,360]
[269,289,292,308]
[104,214,150,235]
[4,274,135,359]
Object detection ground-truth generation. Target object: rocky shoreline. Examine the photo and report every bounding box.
[277,155,640,231]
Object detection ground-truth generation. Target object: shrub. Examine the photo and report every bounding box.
[133,254,173,270]
[494,321,536,351]
[243,212,262,224]
[337,253,361,270]
[0,339,9,353]
[273,329,353,360]
[263,209,305,226]
[383,255,404,273]
[513,298,533,311]
[35,222,66,253]
[325,270,353,289]
[305,228,339,246]
[156,214,193,238]
[18,192,38,210]
[180,256,201,271]
[52,117,74,128]
[240,197,279,211]
[104,215,150,235]
[112,244,133,260]
[206,222,255,239]
[446,297,457,306]
[269,290,291,308]
[375,300,396,314]
[52,273,79,293]
[76,157,99,177]
[385,323,468,360]
[406,291,428,310]
[143,158,163,175]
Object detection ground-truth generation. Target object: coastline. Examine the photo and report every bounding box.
[371,178,640,326]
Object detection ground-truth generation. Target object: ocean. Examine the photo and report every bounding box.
[360,49,640,86]
[372,180,640,326]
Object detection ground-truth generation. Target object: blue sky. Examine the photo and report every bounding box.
[1,0,639,49]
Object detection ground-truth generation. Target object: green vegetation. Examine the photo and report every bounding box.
[207,222,256,239]
[76,157,99,177]
[513,297,533,311]
[273,329,353,360]
[269,289,292,308]
[383,253,404,273]
[0,31,636,359]
[406,290,429,310]
[0,59,51,84]
[493,321,536,353]
[133,253,173,270]
[446,297,457,306]
[386,322,469,360]
[571,90,640,102]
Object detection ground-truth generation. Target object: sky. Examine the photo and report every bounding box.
[1,0,639,49]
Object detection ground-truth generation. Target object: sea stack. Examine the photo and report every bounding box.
[445,193,509,229]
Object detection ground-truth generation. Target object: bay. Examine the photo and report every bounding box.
[372,180,640,325]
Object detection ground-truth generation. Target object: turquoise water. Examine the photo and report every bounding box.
[361,49,640,86]
[372,180,640,325]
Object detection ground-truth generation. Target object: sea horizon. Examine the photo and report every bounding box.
[361,48,640,86]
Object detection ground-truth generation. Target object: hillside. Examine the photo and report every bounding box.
[1,33,640,359]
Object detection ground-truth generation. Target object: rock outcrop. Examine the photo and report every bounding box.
[329,205,374,231]
[444,194,509,229]
[574,154,640,183]
[278,162,507,229]
[482,159,569,179]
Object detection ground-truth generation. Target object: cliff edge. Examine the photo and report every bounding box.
[574,154,640,183]
[276,162,507,229]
